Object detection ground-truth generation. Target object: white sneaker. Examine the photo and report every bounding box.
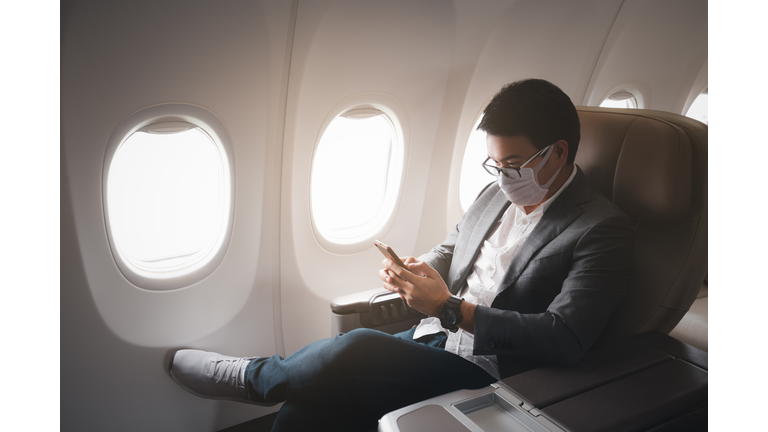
[169,349,274,406]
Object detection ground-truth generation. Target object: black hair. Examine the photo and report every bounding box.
[477,79,580,164]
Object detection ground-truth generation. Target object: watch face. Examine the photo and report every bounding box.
[441,308,457,326]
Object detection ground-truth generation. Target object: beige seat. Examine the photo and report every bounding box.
[574,107,708,347]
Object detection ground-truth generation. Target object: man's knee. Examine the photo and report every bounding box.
[330,328,402,362]
[335,328,387,348]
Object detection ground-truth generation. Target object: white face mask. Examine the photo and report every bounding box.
[496,145,562,206]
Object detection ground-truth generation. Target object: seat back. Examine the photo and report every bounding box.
[573,107,708,346]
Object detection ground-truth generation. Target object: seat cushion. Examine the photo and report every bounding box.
[668,296,708,352]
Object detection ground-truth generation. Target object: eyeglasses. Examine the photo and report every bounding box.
[482,145,552,179]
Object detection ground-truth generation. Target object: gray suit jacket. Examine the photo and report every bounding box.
[419,167,634,378]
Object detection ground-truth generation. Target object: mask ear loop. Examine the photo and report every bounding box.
[529,145,562,189]
[520,145,552,169]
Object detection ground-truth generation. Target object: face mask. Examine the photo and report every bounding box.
[496,145,562,206]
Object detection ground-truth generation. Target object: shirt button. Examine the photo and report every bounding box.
[502,246,508,252]
[486,264,494,271]
[520,219,529,225]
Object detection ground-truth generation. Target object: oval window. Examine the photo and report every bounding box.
[685,89,708,125]
[103,104,234,290]
[600,91,638,109]
[459,113,493,213]
[310,109,402,245]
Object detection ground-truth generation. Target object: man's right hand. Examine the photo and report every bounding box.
[378,256,422,303]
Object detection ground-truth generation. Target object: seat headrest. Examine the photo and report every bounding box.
[575,108,692,221]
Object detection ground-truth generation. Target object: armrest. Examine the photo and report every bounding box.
[331,288,391,314]
[330,288,426,335]
[500,332,707,410]
[500,338,671,408]
[541,359,707,432]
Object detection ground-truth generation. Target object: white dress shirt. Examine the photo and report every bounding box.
[413,166,577,380]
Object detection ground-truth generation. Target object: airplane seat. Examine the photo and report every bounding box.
[330,107,708,354]
[574,107,708,349]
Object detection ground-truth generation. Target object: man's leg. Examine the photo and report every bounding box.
[170,327,495,430]
[244,328,495,429]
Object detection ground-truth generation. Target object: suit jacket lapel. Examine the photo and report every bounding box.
[496,167,592,294]
[451,188,510,294]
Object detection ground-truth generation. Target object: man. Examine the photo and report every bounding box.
[168,79,634,431]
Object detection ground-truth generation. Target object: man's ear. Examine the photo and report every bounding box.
[553,140,569,166]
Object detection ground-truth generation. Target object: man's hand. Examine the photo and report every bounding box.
[378,257,451,316]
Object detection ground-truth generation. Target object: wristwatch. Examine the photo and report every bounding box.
[439,295,464,333]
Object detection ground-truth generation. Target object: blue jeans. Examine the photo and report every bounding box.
[243,327,496,431]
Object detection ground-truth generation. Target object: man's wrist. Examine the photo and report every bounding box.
[457,301,476,334]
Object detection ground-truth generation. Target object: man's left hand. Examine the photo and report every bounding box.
[380,259,451,316]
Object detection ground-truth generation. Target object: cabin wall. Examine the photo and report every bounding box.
[583,0,708,112]
[61,1,707,430]
[61,1,293,430]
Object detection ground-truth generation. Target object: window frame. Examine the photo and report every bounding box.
[308,93,408,254]
[102,103,235,291]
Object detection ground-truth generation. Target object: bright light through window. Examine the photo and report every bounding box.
[107,127,227,272]
[459,114,493,213]
[600,91,637,109]
[685,91,708,125]
[311,113,399,242]
[600,99,631,109]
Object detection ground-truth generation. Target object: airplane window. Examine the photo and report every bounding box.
[599,91,638,109]
[311,110,401,244]
[685,89,708,124]
[106,123,230,277]
[459,114,492,213]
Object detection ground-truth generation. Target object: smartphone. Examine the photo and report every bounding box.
[374,240,410,310]
[374,240,406,268]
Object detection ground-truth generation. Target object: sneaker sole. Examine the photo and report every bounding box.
[167,349,278,407]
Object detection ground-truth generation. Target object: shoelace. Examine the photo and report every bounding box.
[205,357,248,388]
